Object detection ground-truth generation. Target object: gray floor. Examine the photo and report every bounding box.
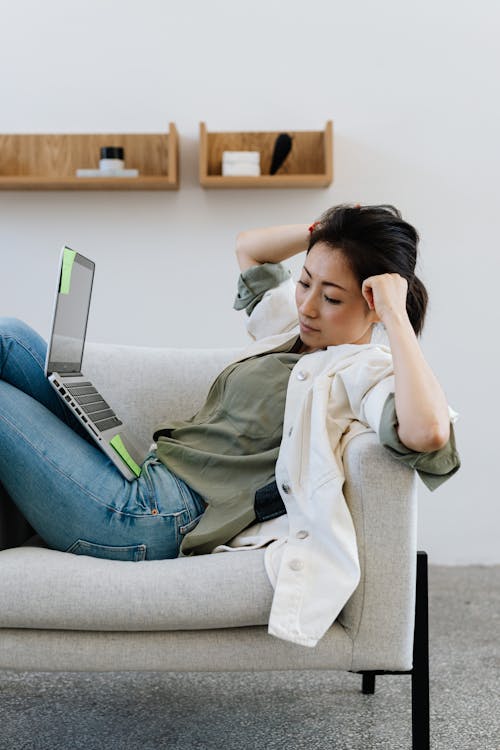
[0,565,498,750]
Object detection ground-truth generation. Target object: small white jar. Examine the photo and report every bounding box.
[99,146,125,171]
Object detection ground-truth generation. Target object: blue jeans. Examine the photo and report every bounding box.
[0,318,206,561]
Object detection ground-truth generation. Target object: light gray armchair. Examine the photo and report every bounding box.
[0,342,429,749]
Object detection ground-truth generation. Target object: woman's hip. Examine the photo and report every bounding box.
[51,454,206,561]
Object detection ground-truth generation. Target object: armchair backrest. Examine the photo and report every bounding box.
[83,342,242,453]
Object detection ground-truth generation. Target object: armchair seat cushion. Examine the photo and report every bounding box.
[0,545,274,631]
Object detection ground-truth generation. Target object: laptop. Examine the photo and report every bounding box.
[44,246,147,481]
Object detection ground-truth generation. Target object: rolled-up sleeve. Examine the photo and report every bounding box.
[378,392,461,490]
[233,262,292,316]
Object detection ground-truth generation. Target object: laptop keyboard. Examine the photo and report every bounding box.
[64,381,123,432]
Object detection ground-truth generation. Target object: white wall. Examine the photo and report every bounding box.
[0,0,498,564]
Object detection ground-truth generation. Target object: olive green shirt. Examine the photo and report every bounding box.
[154,335,302,555]
[379,392,460,490]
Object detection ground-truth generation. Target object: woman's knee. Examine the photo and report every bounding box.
[0,319,46,370]
[0,318,37,342]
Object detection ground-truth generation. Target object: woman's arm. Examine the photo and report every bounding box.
[362,273,450,453]
[236,224,310,271]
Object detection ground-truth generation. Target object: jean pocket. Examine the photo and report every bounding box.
[65,538,147,562]
[178,513,203,537]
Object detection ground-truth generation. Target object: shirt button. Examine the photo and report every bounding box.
[288,426,293,437]
[296,530,309,539]
[289,559,304,571]
[281,483,291,494]
[296,370,308,381]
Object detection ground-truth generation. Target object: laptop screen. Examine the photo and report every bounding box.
[46,249,95,374]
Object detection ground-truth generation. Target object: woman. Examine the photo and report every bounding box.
[0,204,459,569]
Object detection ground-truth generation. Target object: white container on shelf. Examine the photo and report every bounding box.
[222,151,260,176]
[76,169,139,178]
[76,145,139,177]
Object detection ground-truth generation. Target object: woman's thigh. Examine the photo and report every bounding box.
[0,380,201,561]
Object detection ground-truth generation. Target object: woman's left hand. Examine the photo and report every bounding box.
[361,273,409,325]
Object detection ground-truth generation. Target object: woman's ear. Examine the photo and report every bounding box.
[363,295,381,324]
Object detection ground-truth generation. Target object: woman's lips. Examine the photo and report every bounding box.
[300,320,320,333]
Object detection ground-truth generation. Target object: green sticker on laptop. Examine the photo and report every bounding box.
[60,248,76,294]
[110,434,142,477]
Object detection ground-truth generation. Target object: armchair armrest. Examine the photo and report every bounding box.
[340,431,418,671]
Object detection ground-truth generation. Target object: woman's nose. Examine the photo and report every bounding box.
[300,292,318,318]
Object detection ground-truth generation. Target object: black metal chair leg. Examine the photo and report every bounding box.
[361,672,376,694]
[412,550,430,750]
[355,551,431,748]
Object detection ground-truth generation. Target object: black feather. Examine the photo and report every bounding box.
[270,133,292,175]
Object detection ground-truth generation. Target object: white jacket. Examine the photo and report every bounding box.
[213,278,397,647]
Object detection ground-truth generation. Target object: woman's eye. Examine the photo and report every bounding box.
[325,296,341,305]
[298,280,309,288]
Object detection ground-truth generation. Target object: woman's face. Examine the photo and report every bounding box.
[295,242,378,351]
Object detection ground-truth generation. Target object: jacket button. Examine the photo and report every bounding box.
[296,530,309,539]
[281,483,291,494]
[296,370,308,381]
[289,559,304,571]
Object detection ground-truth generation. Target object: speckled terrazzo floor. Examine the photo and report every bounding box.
[0,565,498,750]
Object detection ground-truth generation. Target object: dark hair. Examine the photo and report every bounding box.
[308,203,428,336]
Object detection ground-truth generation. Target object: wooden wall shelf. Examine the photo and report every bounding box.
[199,121,333,189]
[0,124,179,190]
